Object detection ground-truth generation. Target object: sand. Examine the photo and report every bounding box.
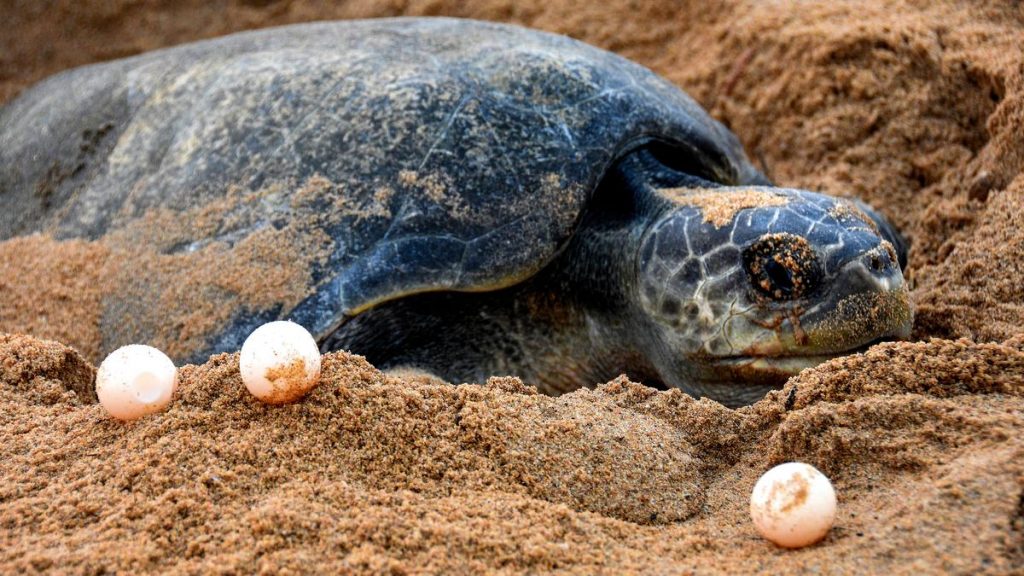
[2,0,1024,573]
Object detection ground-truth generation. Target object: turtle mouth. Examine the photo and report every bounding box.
[711,336,894,378]
[679,333,907,408]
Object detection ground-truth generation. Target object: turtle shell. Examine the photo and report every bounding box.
[0,18,762,363]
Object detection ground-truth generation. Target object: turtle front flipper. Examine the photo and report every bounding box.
[332,192,586,318]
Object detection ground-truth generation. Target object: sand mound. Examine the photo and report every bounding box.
[2,0,1024,573]
[1,334,1021,572]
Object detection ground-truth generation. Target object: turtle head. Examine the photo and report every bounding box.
[635,187,912,406]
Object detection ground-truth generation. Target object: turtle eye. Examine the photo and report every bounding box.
[742,233,822,301]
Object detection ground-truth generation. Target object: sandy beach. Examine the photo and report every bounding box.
[1,0,1023,573]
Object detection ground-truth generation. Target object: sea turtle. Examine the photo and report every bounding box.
[0,18,912,406]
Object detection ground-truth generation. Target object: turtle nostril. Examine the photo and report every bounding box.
[869,253,884,272]
[865,244,899,274]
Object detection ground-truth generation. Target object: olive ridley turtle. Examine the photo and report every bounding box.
[0,18,912,406]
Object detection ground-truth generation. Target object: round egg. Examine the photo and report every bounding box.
[750,462,837,548]
[239,320,322,404]
[96,345,178,421]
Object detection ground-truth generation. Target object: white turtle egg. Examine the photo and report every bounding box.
[239,320,322,404]
[750,462,837,548]
[96,345,178,421]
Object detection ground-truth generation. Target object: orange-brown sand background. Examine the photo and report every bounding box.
[2,0,1024,573]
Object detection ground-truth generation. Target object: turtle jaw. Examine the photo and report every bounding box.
[688,330,907,408]
[705,335,898,384]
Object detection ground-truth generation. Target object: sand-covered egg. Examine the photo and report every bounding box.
[750,462,837,548]
[96,345,178,421]
[239,321,322,404]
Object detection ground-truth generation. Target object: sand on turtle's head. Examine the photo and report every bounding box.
[661,187,789,228]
